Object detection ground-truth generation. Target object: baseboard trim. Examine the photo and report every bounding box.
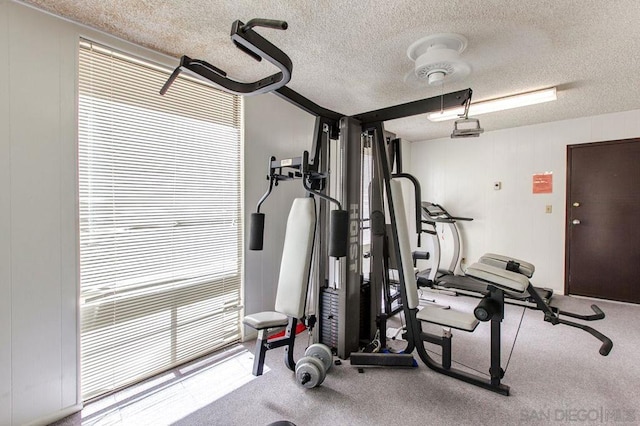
[25,403,83,426]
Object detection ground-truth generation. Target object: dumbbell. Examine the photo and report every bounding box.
[295,343,333,388]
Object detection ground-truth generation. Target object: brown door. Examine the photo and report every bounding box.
[566,138,640,303]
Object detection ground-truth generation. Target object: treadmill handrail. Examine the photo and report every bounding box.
[421,202,473,222]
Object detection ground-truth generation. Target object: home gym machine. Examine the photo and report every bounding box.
[161,16,613,394]
[161,15,475,361]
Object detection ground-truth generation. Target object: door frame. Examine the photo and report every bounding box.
[564,137,640,296]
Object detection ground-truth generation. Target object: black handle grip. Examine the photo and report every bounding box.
[249,213,265,250]
[329,210,349,258]
[242,19,288,32]
[412,251,430,261]
[557,318,613,356]
[599,337,613,356]
[557,304,606,321]
[159,66,182,95]
[591,304,605,319]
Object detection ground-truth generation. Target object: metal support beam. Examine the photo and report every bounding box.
[336,117,363,358]
[275,86,343,122]
[353,89,472,126]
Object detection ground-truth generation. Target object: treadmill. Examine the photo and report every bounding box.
[416,201,554,306]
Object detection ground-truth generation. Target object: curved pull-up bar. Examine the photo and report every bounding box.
[241,18,288,32]
[160,18,292,96]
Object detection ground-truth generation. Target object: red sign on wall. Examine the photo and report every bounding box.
[533,172,553,194]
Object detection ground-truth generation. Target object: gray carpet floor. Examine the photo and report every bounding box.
[52,294,640,426]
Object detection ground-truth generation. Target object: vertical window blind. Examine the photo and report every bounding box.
[78,40,243,400]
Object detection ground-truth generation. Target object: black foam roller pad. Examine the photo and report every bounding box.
[249,213,265,250]
[474,297,499,322]
[329,209,349,258]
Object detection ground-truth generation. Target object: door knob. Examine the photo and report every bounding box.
[572,219,581,225]
[573,202,580,207]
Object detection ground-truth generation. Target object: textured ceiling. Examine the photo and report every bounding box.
[20,0,640,141]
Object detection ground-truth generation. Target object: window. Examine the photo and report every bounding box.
[78,40,243,400]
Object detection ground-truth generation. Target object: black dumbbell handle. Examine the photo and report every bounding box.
[301,372,311,385]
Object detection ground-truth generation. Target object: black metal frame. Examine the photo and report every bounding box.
[353,89,472,125]
[405,303,510,395]
[251,317,298,376]
[275,86,344,123]
[336,117,365,358]
[523,283,613,356]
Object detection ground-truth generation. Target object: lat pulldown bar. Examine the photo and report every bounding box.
[249,151,349,258]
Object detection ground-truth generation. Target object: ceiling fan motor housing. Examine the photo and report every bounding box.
[407,33,471,86]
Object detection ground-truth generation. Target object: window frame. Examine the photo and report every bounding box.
[77,39,244,401]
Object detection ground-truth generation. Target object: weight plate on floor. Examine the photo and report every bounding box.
[305,343,333,372]
[295,356,326,388]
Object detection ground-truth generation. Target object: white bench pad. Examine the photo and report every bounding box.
[466,262,528,294]
[243,311,289,330]
[417,306,479,332]
[480,253,535,278]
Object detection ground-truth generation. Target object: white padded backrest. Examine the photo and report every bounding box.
[389,179,420,310]
[274,198,316,318]
[466,262,529,294]
[480,253,535,278]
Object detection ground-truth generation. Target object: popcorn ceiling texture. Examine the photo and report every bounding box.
[21,0,640,141]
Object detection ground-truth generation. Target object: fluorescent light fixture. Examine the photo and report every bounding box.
[427,87,557,122]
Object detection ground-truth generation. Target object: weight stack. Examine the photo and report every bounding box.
[320,287,339,352]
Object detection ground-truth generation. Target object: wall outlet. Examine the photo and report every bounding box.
[545,205,552,214]
[493,181,502,190]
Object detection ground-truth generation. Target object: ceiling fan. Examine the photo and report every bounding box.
[404,33,471,87]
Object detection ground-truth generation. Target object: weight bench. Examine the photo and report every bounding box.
[243,197,316,376]
[479,253,534,278]
[465,261,613,356]
[479,252,608,324]
[389,179,529,395]
[477,252,559,303]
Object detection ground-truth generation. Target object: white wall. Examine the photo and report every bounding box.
[410,109,640,293]
[1,3,79,424]
[243,94,316,332]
